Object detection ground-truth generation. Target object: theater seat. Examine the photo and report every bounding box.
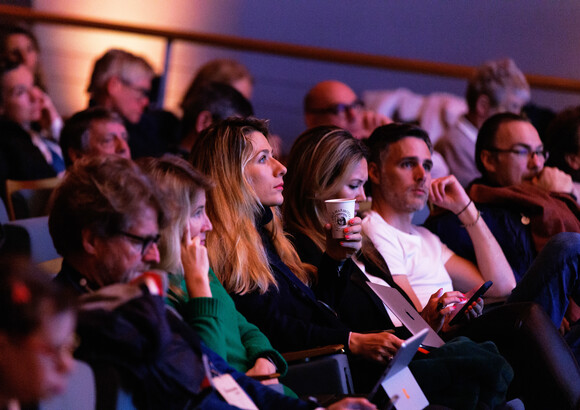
[39,360,136,410]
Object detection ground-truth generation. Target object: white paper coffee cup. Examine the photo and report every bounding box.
[325,199,356,239]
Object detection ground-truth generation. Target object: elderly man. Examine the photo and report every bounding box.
[48,156,371,410]
[435,59,530,187]
[87,49,179,158]
[59,107,130,168]
[362,122,580,408]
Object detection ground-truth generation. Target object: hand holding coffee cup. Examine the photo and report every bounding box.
[325,199,356,238]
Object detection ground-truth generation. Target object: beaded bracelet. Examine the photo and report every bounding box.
[461,210,481,228]
[455,199,473,216]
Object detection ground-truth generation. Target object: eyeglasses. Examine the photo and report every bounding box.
[117,231,161,255]
[306,99,364,116]
[119,78,152,101]
[488,147,549,161]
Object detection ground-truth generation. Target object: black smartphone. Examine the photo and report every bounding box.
[448,281,492,326]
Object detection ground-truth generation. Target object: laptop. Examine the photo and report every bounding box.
[368,328,429,410]
[367,282,445,348]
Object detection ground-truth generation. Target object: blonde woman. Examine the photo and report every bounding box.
[190,118,405,380]
[138,155,287,385]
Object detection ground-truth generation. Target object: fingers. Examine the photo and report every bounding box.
[182,223,193,246]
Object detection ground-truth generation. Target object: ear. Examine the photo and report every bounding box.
[565,153,580,171]
[368,162,381,185]
[195,110,214,134]
[480,149,498,174]
[107,76,123,98]
[81,228,99,256]
[475,95,491,119]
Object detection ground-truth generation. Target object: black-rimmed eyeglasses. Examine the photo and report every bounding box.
[117,231,160,255]
[306,99,364,116]
[487,147,549,161]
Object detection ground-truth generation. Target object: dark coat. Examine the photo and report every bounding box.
[231,209,350,353]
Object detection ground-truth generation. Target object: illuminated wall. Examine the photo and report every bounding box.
[33,0,240,116]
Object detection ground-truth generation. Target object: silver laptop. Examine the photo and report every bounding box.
[368,328,429,409]
[367,282,445,348]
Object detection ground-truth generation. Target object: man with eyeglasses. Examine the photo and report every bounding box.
[304,80,391,140]
[427,113,580,345]
[87,49,179,159]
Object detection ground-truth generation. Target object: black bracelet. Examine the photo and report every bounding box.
[455,199,473,216]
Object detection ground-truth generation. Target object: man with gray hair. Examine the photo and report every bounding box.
[87,48,179,158]
[436,58,530,187]
[59,107,130,167]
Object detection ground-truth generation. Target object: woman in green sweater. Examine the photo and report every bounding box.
[138,155,287,384]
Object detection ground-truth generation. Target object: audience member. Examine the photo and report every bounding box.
[0,24,46,91]
[0,25,63,137]
[283,126,368,264]
[304,80,391,141]
[59,107,130,167]
[364,122,580,408]
[0,61,64,205]
[437,113,580,269]
[182,58,254,101]
[178,82,254,156]
[435,59,530,187]
[0,258,77,409]
[48,155,372,410]
[545,105,580,199]
[139,155,289,389]
[87,48,179,158]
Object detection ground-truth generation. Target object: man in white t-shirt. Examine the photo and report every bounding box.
[362,122,516,329]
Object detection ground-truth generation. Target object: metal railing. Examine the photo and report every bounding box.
[2,3,580,105]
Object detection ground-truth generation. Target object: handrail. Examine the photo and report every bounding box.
[2,4,580,93]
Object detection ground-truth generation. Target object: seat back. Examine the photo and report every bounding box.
[39,360,136,410]
[5,177,61,221]
[6,216,59,264]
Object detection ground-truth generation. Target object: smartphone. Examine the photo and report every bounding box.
[448,281,492,326]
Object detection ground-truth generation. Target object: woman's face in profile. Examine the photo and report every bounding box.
[0,308,76,403]
[185,190,212,246]
[244,131,287,207]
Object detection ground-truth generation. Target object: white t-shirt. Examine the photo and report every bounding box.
[362,210,454,308]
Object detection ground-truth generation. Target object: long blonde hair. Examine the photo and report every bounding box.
[283,126,368,252]
[190,118,309,294]
[137,155,212,275]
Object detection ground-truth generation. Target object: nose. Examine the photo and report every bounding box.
[274,158,287,177]
[355,185,367,202]
[143,242,161,264]
[115,136,129,155]
[414,165,427,181]
[528,152,544,169]
[202,214,213,232]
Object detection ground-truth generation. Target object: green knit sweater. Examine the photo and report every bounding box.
[166,268,287,375]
